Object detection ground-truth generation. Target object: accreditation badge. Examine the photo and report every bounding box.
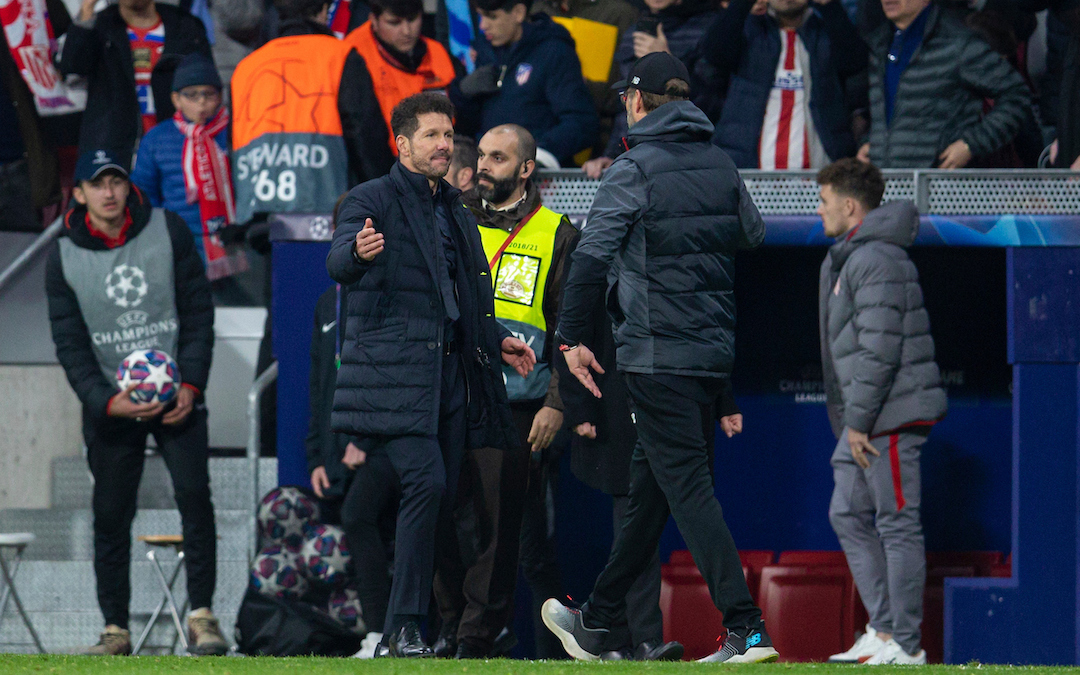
[493,253,541,306]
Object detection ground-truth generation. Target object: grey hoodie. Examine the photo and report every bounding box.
[818,200,948,438]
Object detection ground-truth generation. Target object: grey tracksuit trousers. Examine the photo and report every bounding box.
[828,428,927,655]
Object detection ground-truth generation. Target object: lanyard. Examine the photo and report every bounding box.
[488,205,542,271]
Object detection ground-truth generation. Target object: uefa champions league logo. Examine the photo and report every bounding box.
[105,264,149,309]
[309,216,331,240]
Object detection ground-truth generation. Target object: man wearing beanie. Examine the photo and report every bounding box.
[132,53,248,296]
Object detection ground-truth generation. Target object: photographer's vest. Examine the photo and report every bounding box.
[230,34,352,223]
[59,209,180,385]
[478,205,562,402]
[345,21,456,155]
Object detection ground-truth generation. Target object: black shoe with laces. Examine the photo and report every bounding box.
[432,622,457,658]
[389,622,434,658]
[539,598,609,661]
[697,624,779,663]
[455,639,489,659]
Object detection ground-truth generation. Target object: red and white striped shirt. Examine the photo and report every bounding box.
[758,29,828,170]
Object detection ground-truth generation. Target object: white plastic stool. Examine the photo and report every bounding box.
[132,535,189,655]
[0,533,45,653]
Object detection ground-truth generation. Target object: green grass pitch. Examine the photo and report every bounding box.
[0,657,1078,675]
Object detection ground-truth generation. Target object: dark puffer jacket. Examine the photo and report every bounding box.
[326,162,516,451]
[818,200,947,438]
[556,101,765,378]
[866,4,1031,168]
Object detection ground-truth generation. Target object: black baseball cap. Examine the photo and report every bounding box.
[74,149,129,183]
[612,52,691,95]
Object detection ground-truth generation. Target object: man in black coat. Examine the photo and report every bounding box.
[540,52,775,664]
[326,92,535,657]
[45,150,225,656]
[60,0,213,158]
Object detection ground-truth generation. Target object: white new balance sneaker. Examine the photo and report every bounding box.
[864,638,927,665]
[828,624,887,663]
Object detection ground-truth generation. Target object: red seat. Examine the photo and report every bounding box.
[739,550,775,604]
[777,550,848,566]
[758,565,856,662]
[660,564,724,660]
[668,550,695,567]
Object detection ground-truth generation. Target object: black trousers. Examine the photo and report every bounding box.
[375,353,466,632]
[583,373,760,632]
[516,403,565,659]
[84,406,216,629]
[608,494,663,650]
[340,451,400,636]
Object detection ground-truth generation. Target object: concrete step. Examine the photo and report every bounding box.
[0,509,253,561]
[51,456,278,511]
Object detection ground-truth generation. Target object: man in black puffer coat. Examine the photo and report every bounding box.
[326,93,535,658]
[541,52,776,665]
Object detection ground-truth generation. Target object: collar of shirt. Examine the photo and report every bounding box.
[86,209,133,249]
[888,4,932,68]
[482,188,528,213]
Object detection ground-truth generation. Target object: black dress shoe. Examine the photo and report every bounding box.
[455,640,489,659]
[389,622,434,658]
[373,643,390,658]
[432,633,456,657]
[491,626,518,656]
[601,648,633,661]
[634,640,685,661]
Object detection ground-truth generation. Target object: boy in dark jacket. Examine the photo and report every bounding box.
[815,159,947,665]
[132,54,247,285]
[452,0,599,166]
[61,0,213,158]
[45,150,225,656]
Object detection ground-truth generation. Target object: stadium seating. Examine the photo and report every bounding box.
[758,564,856,662]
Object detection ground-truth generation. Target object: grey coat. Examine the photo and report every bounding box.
[867,5,1032,168]
[818,200,947,438]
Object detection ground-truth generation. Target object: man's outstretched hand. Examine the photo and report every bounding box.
[563,344,605,398]
[501,337,536,378]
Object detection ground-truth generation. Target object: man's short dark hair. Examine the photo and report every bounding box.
[370,0,423,19]
[816,158,886,211]
[472,0,527,13]
[275,0,328,21]
[500,124,536,164]
[391,93,456,140]
[452,135,479,172]
[632,78,690,113]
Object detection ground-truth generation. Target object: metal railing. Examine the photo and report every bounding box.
[535,169,1080,216]
[246,361,277,562]
[0,217,63,296]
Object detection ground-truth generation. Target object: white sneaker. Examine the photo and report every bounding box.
[353,632,383,659]
[864,638,927,665]
[828,624,887,663]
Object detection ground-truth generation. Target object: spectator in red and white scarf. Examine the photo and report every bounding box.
[132,53,248,290]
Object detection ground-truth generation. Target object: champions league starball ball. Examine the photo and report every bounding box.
[250,544,308,599]
[115,349,180,404]
[257,487,320,552]
[300,524,351,588]
[326,587,365,634]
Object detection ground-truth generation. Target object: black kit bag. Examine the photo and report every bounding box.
[235,587,363,656]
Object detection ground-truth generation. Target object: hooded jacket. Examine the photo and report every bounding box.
[59,4,213,158]
[452,14,600,164]
[45,186,214,421]
[818,200,947,438]
[556,101,765,377]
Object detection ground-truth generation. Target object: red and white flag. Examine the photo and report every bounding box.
[0,0,85,116]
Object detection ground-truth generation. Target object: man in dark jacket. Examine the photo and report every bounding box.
[326,93,535,657]
[701,0,865,169]
[451,0,599,166]
[61,0,212,158]
[815,159,947,665]
[45,150,225,657]
[860,0,1031,168]
[541,52,776,664]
